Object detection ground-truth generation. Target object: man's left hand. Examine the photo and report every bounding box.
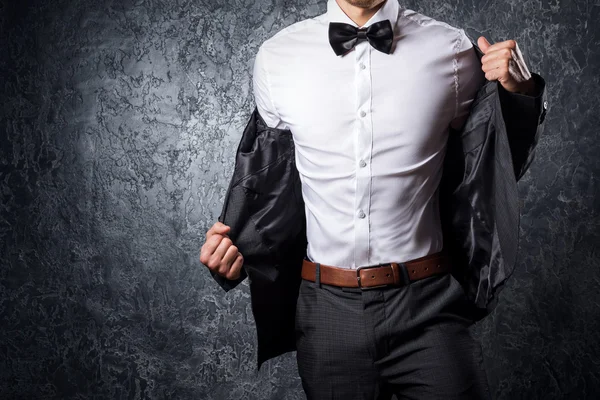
[478,36,536,96]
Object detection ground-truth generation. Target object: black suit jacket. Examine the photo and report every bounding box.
[209,44,548,370]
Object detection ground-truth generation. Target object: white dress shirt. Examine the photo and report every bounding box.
[252,0,485,269]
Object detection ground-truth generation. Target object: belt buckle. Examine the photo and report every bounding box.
[356,262,409,290]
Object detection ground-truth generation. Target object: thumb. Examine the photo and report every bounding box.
[213,222,231,235]
[477,36,492,53]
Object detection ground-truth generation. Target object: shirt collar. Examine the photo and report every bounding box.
[326,0,399,29]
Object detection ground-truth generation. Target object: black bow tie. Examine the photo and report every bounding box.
[328,20,394,56]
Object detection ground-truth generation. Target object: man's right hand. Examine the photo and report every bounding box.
[199,222,244,280]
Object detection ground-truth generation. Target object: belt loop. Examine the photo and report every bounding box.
[315,263,321,288]
[398,262,411,285]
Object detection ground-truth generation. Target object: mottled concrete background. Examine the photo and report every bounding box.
[1,0,598,398]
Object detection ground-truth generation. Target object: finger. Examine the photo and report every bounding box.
[485,68,510,82]
[207,232,225,252]
[481,47,513,64]
[483,39,517,55]
[206,222,231,239]
[481,57,510,73]
[477,36,492,53]
[213,221,231,233]
[219,245,240,276]
[485,69,499,81]
[226,254,244,280]
[200,234,226,267]
[209,236,234,271]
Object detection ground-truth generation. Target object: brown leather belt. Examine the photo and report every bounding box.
[301,250,451,289]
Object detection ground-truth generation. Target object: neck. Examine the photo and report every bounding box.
[336,0,387,27]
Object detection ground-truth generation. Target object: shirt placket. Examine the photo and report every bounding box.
[353,40,372,268]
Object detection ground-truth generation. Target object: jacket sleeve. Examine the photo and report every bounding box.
[208,176,249,293]
[208,107,295,293]
[497,72,548,181]
[207,110,261,292]
[209,45,289,292]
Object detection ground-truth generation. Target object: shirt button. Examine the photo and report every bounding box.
[360,63,366,70]
[358,210,366,219]
[359,160,366,168]
[360,110,366,118]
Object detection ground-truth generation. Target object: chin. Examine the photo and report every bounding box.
[343,0,386,9]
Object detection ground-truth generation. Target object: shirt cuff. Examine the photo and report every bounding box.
[498,73,548,125]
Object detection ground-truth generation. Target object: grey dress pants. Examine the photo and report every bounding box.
[294,258,493,400]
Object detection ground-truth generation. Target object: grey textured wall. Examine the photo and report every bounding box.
[1,0,598,399]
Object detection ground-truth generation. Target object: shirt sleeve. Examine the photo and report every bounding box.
[252,45,288,129]
[449,30,486,131]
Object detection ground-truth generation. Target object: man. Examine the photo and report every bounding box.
[200,0,547,398]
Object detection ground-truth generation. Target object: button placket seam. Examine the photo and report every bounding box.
[364,45,373,265]
[354,40,370,267]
